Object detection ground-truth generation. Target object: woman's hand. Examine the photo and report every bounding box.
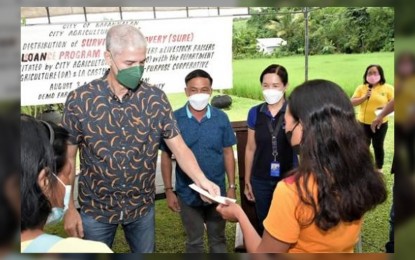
[371,115,383,133]
[216,200,243,222]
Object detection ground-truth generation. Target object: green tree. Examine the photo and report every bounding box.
[345,7,370,53]
[365,7,394,52]
[232,23,258,59]
[231,7,394,58]
[247,7,278,38]
[308,7,345,54]
[262,7,305,55]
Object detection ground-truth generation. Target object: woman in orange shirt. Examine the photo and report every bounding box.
[217,79,387,252]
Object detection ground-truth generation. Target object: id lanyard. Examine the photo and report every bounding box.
[267,115,284,177]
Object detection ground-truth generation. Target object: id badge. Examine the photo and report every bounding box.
[270,161,280,177]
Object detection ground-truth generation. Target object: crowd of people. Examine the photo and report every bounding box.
[20,24,394,253]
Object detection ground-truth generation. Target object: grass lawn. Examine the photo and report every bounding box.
[361,118,394,252]
[45,53,394,253]
[230,52,394,99]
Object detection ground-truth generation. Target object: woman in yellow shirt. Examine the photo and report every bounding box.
[217,79,387,252]
[351,64,394,171]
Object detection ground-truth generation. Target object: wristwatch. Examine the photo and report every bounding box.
[229,184,237,189]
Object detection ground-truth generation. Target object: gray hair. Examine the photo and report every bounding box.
[106,24,147,55]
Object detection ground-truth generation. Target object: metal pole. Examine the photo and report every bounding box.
[304,7,309,81]
[153,7,156,19]
[119,7,123,20]
[83,7,87,22]
[186,7,189,18]
[46,7,50,24]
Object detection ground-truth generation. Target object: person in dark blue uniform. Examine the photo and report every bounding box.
[244,64,298,236]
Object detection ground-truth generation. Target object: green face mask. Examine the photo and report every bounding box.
[111,53,144,90]
[116,65,144,90]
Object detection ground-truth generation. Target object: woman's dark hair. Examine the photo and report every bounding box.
[259,64,288,85]
[287,79,387,231]
[49,121,69,173]
[363,64,386,85]
[21,114,57,231]
[185,69,213,86]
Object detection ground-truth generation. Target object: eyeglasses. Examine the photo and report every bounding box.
[39,120,55,145]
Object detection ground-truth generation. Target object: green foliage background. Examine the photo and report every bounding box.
[233,7,394,59]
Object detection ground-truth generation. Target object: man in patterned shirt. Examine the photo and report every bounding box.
[61,24,220,253]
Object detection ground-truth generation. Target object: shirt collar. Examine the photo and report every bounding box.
[186,103,211,119]
[260,101,287,117]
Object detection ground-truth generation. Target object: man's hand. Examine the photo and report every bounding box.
[244,182,255,202]
[64,206,84,238]
[166,190,181,212]
[226,188,236,200]
[197,178,220,203]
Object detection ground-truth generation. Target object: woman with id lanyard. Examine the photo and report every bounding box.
[244,64,298,236]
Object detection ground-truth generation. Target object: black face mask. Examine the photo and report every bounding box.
[286,122,300,155]
[291,144,300,155]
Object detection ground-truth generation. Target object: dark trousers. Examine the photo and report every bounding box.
[251,176,279,236]
[177,197,227,253]
[361,122,388,169]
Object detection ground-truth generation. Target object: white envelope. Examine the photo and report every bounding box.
[189,184,237,204]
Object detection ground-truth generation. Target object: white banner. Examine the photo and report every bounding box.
[21,17,233,106]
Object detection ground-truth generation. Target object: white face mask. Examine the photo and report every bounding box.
[46,173,71,226]
[188,93,210,111]
[263,89,284,105]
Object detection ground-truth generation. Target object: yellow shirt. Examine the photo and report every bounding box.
[395,76,415,124]
[21,237,113,253]
[263,175,362,253]
[352,83,394,124]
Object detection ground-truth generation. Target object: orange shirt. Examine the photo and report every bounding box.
[263,175,362,253]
